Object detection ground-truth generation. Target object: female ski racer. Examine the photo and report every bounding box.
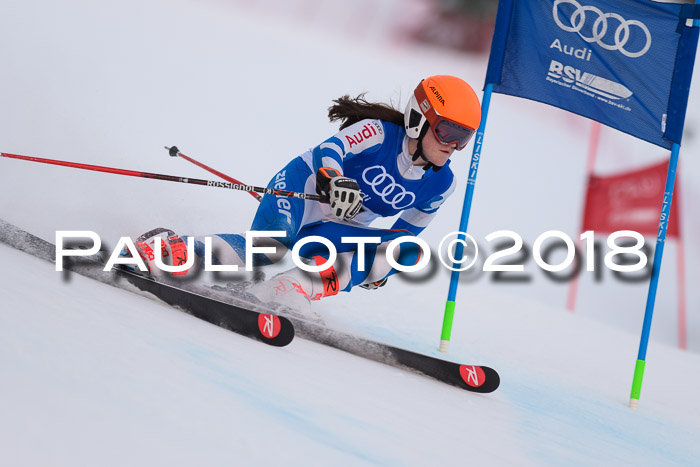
[131,75,481,308]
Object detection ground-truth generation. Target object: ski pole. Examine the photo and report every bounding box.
[166,146,263,202]
[0,152,323,201]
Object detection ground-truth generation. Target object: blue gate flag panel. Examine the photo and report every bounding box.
[486,0,700,149]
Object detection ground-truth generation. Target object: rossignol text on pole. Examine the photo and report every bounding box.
[0,152,323,202]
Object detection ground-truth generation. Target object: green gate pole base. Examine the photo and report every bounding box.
[629,359,646,410]
[440,301,456,353]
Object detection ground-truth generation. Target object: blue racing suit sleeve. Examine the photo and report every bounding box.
[311,119,385,175]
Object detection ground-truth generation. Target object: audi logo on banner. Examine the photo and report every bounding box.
[552,0,652,58]
[362,166,416,210]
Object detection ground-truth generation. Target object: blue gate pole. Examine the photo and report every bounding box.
[630,0,700,409]
[629,142,681,409]
[439,83,494,353]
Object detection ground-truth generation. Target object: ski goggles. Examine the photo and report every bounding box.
[414,84,476,150]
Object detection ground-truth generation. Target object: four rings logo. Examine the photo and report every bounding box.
[552,0,652,58]
[362,166,416,209]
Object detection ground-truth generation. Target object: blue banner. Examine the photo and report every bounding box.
[486,0,700,149]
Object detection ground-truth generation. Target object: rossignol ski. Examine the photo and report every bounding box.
[0,218,499,393]
[0,219,294,347]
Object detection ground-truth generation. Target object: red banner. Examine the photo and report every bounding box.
[582,160,680,238]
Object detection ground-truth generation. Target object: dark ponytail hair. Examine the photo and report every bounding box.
[328,93,405,131]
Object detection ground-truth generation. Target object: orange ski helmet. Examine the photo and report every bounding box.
[404,75,481,150]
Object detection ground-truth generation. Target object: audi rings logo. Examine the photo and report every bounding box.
[362,166,416,209]
[553,0,651,58]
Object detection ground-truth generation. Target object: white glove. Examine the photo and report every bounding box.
[329,177,363,220]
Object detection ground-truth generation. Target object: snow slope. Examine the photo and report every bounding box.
[3,228,700,466]
[1,0,700,465]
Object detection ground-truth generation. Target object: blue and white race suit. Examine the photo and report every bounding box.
[189,119,456,293]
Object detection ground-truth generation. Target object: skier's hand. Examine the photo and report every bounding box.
[359,278,388,290]
[316,167,363,220]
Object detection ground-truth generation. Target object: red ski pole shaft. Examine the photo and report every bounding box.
[166,146,263,202]
[1,152,323,201]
